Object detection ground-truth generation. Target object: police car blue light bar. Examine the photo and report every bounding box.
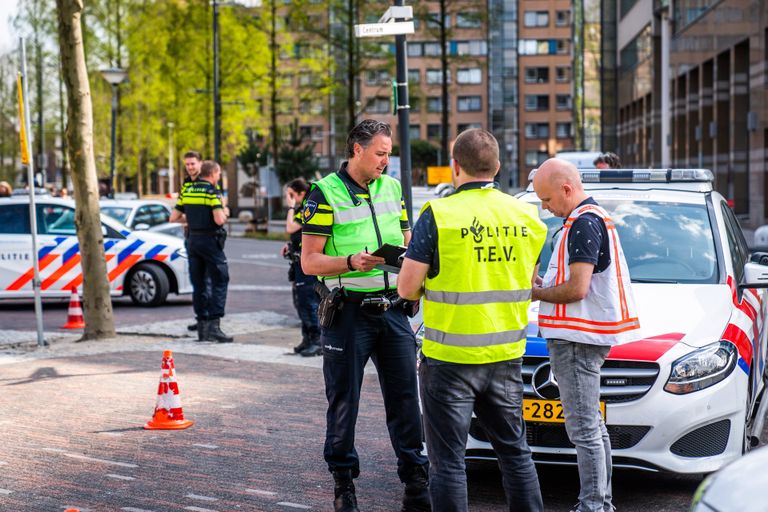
[527,168,715,184]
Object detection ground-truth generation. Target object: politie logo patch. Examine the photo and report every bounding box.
[303,200,318,222]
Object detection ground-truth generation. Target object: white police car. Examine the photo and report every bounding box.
[462,169,768,475]
[0,196,191,306]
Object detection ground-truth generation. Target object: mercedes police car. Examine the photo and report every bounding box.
[462,169,768,474]
[0,196,191,306]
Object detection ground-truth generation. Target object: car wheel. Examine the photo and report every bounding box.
[128,263,169,307]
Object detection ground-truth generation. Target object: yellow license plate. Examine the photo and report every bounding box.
[522,399,606,423]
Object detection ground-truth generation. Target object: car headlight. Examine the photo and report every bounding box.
[664,341,737,395]
[175,247,188,259]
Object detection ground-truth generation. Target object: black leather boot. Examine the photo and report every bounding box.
[197,320,211,342]
[332,469,359,512]
[209,318,234,343]
[187,322,198,332]
[401,464,431,512]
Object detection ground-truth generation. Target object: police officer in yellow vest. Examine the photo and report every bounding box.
[302,120,429,512]
[399,129,546,512]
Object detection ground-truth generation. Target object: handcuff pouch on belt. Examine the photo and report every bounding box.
[315,282,344,328]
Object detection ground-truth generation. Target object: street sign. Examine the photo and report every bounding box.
[378,6,413,23]
[354,21,414,38]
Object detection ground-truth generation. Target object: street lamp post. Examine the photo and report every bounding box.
[167,122,175,195]
[100,67,128,198]
[213,0,221,166]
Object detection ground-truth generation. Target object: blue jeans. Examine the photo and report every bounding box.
[547,339,612,512]
[322,303,427,480]
[419,357,543,512]
[292,280,320,345]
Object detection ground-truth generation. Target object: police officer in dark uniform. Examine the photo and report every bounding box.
[281,177,321,356]
[302,120,429,512]
[179,150,211,333]
[170,160,233,343]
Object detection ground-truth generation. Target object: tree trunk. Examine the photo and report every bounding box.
[55,0,116,340]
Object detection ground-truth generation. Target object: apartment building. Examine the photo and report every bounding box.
[517,1,577,186]
[616,0,768,226]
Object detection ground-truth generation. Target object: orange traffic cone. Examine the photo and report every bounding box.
[61,287,85,329]
[144,350,194,430]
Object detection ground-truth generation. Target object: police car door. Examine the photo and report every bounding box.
[0,202,37,298]
[35,203,82,297]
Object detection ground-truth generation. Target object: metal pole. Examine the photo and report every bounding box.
[393,0,413,225]
[213,0,221,165]
[19,38,46,347]
[109,83,118,198]
[168,122,175,195]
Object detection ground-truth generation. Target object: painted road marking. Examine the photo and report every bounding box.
[246,489,278,497]
[192,443,219,449]
[228,284,291,291]
[42,448,66,453]
[63,452,138,468]
[121,508,154,512]
[277,502,311,509]
[185,494,218,501]
[184,507,218,512]
[0,489,12,495]
[0,461,7,466]
[98,432,124,437]
[106,474,136,481]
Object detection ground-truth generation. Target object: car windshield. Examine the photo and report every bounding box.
[535,200,718,284]
[101,206,132,224]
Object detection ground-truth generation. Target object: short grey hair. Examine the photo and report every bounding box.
[345,119,392,158]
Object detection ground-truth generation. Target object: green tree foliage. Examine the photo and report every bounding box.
[275,119,319,184]
[410,139,439,171]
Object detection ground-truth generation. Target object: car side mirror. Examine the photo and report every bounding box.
[740,256,768,289]
[134,223,150,230]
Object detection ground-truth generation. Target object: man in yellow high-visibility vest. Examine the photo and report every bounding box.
[399,128,547,512]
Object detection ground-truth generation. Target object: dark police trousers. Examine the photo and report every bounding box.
[322,300,427,480]
[188,234,229,320]
[292,278,320,345]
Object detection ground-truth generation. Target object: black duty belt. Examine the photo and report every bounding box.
[190,229,222,236]
[342,290,399,304]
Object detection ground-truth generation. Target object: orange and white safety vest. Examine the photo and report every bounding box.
[538,203,640,346]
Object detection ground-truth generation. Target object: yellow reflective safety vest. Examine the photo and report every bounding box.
[314,172,404,292]
[422,186,547,364]
[538,203,641,346]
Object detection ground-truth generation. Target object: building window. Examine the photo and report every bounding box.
[426,12,450,29]
[456,12,482,29]
[525,150,549,166]
[519,39,554,55]
[454,40,487,56]
[555,10,571,26]
[555,66,571,82]
[427,124,443,139]
[620,24,652,71]
[524,11,549,28]
[410,96,421,112]
[424,42,442,56]
[408,43,423,57]
[427,96,449,113]
[458,123,482,133]
[457,68,482,84]
[556,122,572,138]
[409,124,421,139]
[365,97,390,114]
[426,69,451,84]
[525,123,549,139]
[457,96,482,112]
[524,67,549,84]
[366,69,391,86]
[555,94,572,110]
[299,73,318,87]
[556,39,570,54]
[525,94,549,111]
[408,69,420,84]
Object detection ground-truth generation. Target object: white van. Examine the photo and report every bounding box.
[555,151,602,168]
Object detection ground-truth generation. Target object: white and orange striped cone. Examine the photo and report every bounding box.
[61,287,85,329]
[144,350,194,430]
